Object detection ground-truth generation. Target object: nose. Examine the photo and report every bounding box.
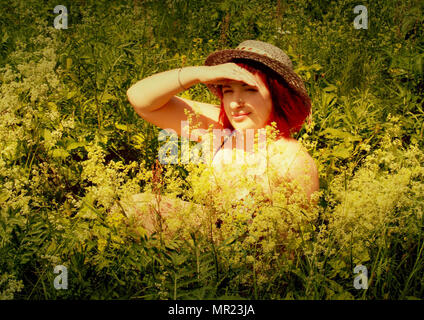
[230,100,243,110]
[229,92,245,110]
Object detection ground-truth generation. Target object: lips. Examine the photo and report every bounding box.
[233,112,250,116]
[232,112,251,121]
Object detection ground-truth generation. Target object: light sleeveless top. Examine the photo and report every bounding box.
[208,130,254,201]
[211,130,236,164]
[208,131,302,202]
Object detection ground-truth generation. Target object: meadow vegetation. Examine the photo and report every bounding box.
[0,0,423,299]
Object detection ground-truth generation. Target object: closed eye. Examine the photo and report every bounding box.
[222,90,233,94]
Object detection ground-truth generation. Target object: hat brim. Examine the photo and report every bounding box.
[204,49,310,105]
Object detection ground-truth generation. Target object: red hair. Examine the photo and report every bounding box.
[216,61,311,138]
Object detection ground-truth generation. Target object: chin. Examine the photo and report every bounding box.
[230,118,249,129]
[232,124,251,132]
[232,121,263,132]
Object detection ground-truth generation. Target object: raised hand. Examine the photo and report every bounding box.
[200,63,259,88]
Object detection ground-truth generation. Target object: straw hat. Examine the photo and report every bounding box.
[204,40,310,106]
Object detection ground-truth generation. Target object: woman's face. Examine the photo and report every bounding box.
[221,73,273,132]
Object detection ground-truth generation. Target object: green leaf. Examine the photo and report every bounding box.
[66,58,72,70]
[67,90,77,99]
[77,205,98,220]
[115,122,130,132]
[66,141,86,151]
[1,31,9,43]
[323,84,338,92]
[310,63,322,70]
[101,92,117,103]
[51,148,70,159]
[219,2,229,11]
[332,144,352,159]
[319,128,361,142]
[0,191,9,203]
[131,133,144,146]
[47,102,58,111]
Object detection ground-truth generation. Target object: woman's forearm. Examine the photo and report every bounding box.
[126,66,206,113]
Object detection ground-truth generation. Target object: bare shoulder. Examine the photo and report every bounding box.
[271,136,300,150]
[270,137,320,198]
[269,137,306,160]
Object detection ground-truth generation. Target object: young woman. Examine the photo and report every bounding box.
[126,40,319,236]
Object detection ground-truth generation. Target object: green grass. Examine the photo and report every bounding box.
[0,0,423,300]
